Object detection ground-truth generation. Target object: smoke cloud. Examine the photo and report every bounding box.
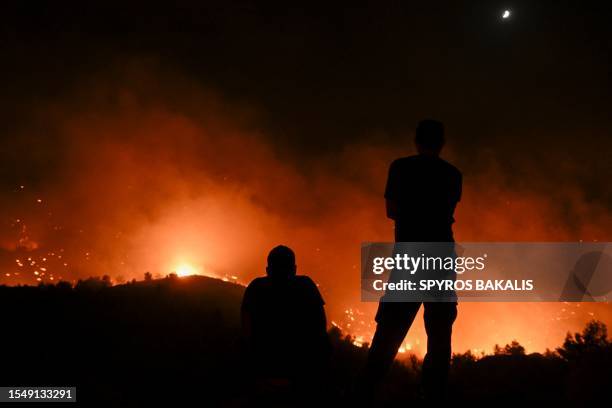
[1,61,610,354]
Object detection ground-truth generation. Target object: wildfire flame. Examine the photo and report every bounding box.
[174,262,198,277]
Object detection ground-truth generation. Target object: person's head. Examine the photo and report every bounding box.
[415,119,445,156]
[266,245,296,279]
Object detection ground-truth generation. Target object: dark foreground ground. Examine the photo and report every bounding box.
[1,276,610,407]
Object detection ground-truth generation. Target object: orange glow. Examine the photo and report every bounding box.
[174,262,199,277]
[0,71,610,356]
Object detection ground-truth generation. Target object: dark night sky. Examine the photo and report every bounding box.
[3,1,612,137]
[1,0,611,221]
[3,0,611,204]
[0,0,610,209]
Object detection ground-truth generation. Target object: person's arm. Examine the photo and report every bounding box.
[384,160,400,220]
[301,277,328,332]
[315,302,327,334]
[304,278,331,357]
[386,198,399,220]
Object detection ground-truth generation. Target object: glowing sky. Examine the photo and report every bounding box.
[1,72,610,355]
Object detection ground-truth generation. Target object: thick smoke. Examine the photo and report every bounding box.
[1,63,610,354]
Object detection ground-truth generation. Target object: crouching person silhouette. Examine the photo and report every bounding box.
[241,245,330,404]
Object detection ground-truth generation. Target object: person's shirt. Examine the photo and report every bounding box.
[384,154,462,241]
[241,275,327,376]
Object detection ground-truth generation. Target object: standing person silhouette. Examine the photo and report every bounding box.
[241,245,330,401]
[362,119,462,401]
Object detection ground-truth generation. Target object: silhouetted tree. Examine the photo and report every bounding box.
[557,320,610,361]
[144,272,153,281]
[493,340,525,356]
[75,276,112,291]
[558,320,612,404]
[505,340,525,356]
[452,349,478,365]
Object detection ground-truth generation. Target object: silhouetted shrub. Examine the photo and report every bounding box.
[557,319,610,361]
[493,340,526,356]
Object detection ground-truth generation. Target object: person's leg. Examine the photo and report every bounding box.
[362,302,421,387]
[422,302,458,399]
